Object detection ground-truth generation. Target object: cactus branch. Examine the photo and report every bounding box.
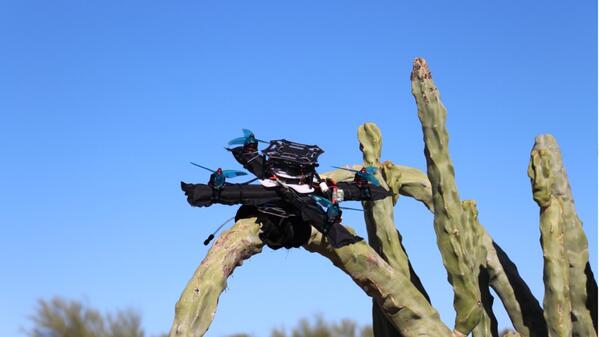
[462,200,498,337]
[358,123,435,337]
[411,57,483,334]
[358,123,410,274]
[168,218,264,337]
[303,227,453,337]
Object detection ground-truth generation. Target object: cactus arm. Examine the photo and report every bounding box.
[528,134,596,337]
[358,123,410,274]
[320,168,357,182]
[462,201,498,337]
[528,135,572,337]
[168,218,264,337]
[303,227,453,337]
[411,57,483,335]
[358,123,432,337]
[553,149,597,337]
[380,161,434,210]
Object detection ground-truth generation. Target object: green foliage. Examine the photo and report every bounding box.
[265,316,373,337]
[26,297,145,337]
[27,298,372,337]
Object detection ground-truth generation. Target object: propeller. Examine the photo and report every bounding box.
[228,128,269,146]
[331,166,380,186]
[310,195,364,212]
[190,162,247,178]
[311,194,334,209]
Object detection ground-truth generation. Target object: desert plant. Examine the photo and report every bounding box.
[26,297,145,337]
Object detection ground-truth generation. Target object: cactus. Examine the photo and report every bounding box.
[357,123,432,337]
[411,57,483,335]
[169,58,596,337]
[169,218,264,337]
[528,135,597,337]
[461,200,497,337]
[367,149,547,337]
[303,226,452,336]
[358,123,410,274]
[380,161,433,210]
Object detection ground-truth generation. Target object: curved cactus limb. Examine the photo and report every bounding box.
[411,57,483,334]
[168,218,264,337]
[380,161,434,210]
[528,134,596,337]
[371,233,434,337]
[303,226,453,337]
[320,167,357,183]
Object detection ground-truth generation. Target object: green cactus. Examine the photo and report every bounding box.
[169,218,264,337]
[376,157,546,337]
[528,135,596,337]
[358,123,410,274]
[461,200,497,337]
[303,226,452,337]
[357,123,434,337]
[411,57,483,335]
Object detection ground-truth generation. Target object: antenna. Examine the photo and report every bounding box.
[203,216,236,246]
[190,162,215,173]
[340,206,364,212]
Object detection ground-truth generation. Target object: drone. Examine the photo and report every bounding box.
[181,129,391,249]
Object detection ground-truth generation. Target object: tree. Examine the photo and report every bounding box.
[26,297,147,337]
[26,297,374,337]
[225,316,374,337]
[167,58,597,337]
[266,316,373,337]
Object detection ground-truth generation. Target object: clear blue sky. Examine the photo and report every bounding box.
[0,1,596,336]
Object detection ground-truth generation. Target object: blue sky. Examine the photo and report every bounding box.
[0,1,596,336]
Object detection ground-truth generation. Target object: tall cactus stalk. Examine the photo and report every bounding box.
[528,134,597,337]
[357,123,431,337]
[358,123,410,274]
[462,200,498,337]
[411,57,483,335]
